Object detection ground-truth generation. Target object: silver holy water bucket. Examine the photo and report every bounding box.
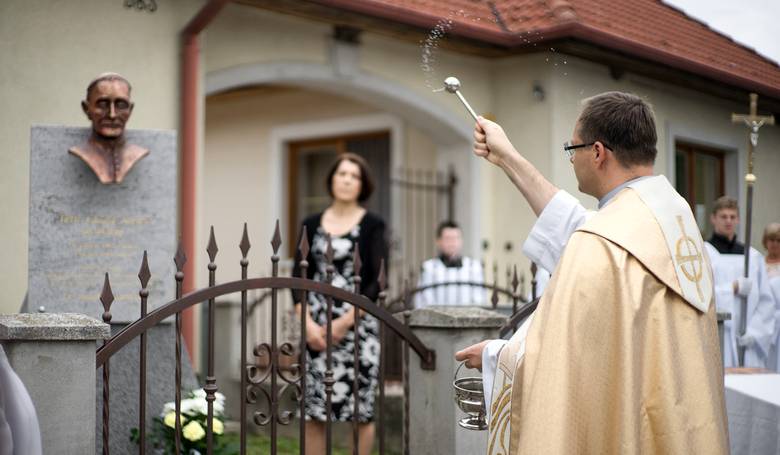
[453,361,487,430]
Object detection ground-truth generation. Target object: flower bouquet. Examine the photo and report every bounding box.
[132,388,235,454]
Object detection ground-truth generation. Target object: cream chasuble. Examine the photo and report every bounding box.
[487,176,728,454]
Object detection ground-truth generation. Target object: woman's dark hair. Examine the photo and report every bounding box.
[325,152,375,203]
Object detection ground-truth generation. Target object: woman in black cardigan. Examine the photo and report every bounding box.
[293,153,387,455]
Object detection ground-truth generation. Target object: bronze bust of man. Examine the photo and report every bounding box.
[69,73,149,184]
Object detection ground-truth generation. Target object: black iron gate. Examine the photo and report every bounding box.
[95,221,435,455]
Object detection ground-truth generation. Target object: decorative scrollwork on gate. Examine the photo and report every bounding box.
[94,219,436,455]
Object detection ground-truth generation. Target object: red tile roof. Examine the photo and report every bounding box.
[309,0,780,99]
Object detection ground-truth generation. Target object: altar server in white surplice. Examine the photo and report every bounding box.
[415,221,485,307]
[705,196,775,368]
[456,92,727,454]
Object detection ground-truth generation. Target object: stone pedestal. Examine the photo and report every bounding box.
[405,306,505,455]
[0,313,110,455]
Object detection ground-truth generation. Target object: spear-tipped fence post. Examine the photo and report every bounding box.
[320,234,336,455]
[173,240,187,455]
[100,273,114,455]
[239,223,251,455]
[297,226,310,455]
[270,220,282,455]
[205,227,219,455]
[138,252,151,455]
[351,244,362,455]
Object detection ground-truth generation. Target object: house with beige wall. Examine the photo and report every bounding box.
[3,0,780,364]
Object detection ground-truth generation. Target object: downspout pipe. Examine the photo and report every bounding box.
[180,0,231,359]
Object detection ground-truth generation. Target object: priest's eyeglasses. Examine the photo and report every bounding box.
[563,141,595,159]
[563,141,612,159]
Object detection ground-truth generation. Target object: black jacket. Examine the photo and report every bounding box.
[292,211,388,302]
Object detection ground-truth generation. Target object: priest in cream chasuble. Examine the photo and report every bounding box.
[462,91,729,454]
[484,176,728,454]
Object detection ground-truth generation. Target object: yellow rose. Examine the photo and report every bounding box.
[163,412,185,429]
[182,421,205,441]
[212,418,224,435]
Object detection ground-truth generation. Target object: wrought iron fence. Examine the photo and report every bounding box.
[387,262,540,344]
[95,221,435,455]
[385,263,529,314]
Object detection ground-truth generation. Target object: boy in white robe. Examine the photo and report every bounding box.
[705,196,775,368]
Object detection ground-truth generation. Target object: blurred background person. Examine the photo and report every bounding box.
[704,196,775,368]
[764,223,780,279]
[293,153,387,455]
[415,221,484,307]
[762,222,780,371]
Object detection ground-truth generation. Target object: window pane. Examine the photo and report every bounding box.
[695,153,720,238]
[675,151,690,201]
[297,145,339,228]
[674,142,726,239]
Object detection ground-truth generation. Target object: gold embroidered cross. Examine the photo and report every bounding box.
[674,216,704,301]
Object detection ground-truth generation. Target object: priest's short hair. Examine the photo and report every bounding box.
[577,91,657,168]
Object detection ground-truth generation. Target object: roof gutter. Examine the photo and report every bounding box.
[305,0,780,101]
[560,23,780,100]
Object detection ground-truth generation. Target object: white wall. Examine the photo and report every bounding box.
[203,84,478,283]
[488,54,554,273]
[202,4,492,282]
[203,86,382,284]
[0,0,203,314]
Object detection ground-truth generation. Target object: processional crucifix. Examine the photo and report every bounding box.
[731,93,774,366]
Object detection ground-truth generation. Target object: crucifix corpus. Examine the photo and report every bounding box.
[731,93,775,366]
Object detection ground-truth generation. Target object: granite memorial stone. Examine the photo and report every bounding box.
[28,124,197,455]
[28,125,176,322]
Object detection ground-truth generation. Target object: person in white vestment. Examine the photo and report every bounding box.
[415,221,485,307]
[704,196,775,368]
[764,223,780,279]
[762,223,780,371]
[0,346,42,455]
